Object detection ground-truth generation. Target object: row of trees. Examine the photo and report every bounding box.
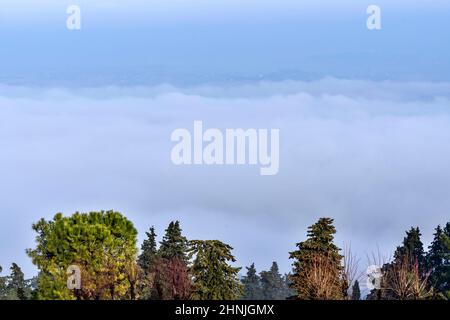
[1,211,449,300]
[0,263,35,300]
[366,224,450,300]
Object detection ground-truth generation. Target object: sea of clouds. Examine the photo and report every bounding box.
[1,78,450,281]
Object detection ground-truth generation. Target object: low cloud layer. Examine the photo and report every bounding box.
[1,78,450,281]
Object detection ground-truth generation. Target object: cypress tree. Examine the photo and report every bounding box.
[351,280,361,300]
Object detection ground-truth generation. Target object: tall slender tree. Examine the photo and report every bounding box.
[351,280,361,300]
[138,227,158,272]
[426,223,450,298]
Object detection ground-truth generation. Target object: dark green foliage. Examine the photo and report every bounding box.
[289,217,344,299]
[241,263,263,300]
[0,266,7,300]
[189,240,242,300]
[394,227,426,273]
[260,262,288,300]
[8,263,27,300]
[159,221,188,261]
[351,280,361,300]
[0,263,34,300]
[27,211,138,300]
[427,223,450,298]
[138,226,158,273]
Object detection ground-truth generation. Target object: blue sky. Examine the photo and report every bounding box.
[0,1,449,83]
[1,1,450,287]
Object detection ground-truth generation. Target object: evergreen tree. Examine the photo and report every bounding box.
[151,221,192,300]
[153,256,192,300]
[282,273,296,299]
[159,221,188,261]
[351,280,361,300]
[260,262,287,300]
[427,222,450,298]
[376,227,430,300]
[27,211,138,300]
[241,263,263,300]
[0,266,6,300]
[8,263,27,300]
[394,227,425,273]
[138,226,158,273]
[189,240,242,300]
[289,217,344,299]
[427,226,445,270]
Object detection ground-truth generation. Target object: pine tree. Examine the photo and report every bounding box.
[289,217,344,300]
[351,280,361,300]
[27,211,138,300]
[189,240,242,300]
[138,226,158,273]
[159,221,188,261]
[260,262,287,300]
[241,263,263,300]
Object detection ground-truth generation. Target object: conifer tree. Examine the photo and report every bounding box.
[394,227,425,273]
[189,240,242,300]
[241,263,263,300]
[351,280,361,300]
[427,226,445,270]
[8,263,27,300]
[289,217,344,299]
[138,226,158,273]
[426,222,450,298]
[159,221,188,261]
[150,221,192,300]
[260,262,287,300]
[0,266,6,300]
[282,273,296,299]
[27,211,138,300]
